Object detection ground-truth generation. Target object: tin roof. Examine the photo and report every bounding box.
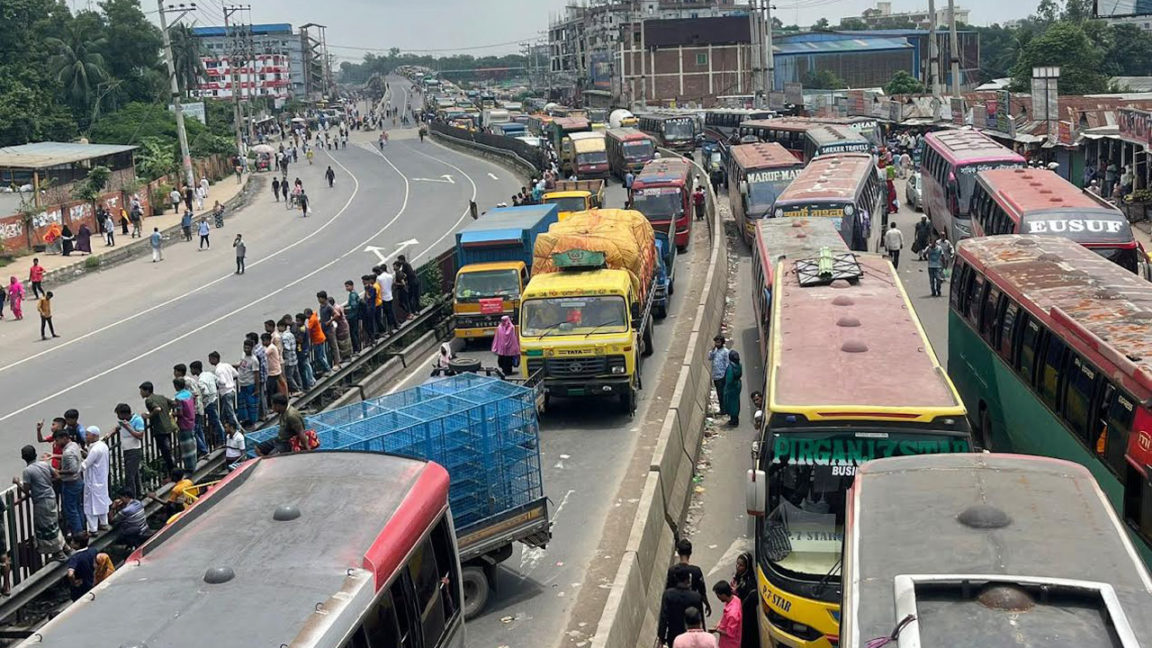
[845,453,1152,648]
[0,142,136,170]
[956,235,1152,398]
[774,35,913,55]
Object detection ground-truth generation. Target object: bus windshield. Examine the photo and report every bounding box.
[664,119,696,141]
[455,269,520,301]
[623,140,655,160]
[956,162,1023,212]
[747,181,788,212]
[577,151,608,165]
[1093,245,1141,273]
[761,429,969,584]
[632,187,683,219]
[521,295,628,336]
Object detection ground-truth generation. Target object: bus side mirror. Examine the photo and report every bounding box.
[746,468,766,516]
[740,181,749,196]
[630,301,640,322]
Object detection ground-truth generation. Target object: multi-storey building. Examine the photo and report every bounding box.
[847,1,970,29]
[190,23,327,100]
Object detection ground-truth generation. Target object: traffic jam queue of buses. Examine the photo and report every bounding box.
[18,93,1152,648]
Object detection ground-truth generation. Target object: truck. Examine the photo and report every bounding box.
[543,179,606,221]
[519,209,662,415]
[561,131,609,178]
[481,108,511,129]
[453,203,559,339]
[653,226,676,319]
[245,372,550,619]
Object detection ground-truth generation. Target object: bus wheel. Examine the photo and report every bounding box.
[461,565,490,620]
[977,408,993,451]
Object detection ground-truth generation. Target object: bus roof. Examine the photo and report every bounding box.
[606,127,651,142]
[569,130,606,141]
[730,142,801,170]
[978,167,1119,216]
[771,252,961,413]
[845,453,1152,648]
[552,116,589,131]
[925,128,1024,165]
[955,235,1152,397]
[803,123,868,146]
[755,217,848,285]
[25,453,449,648]
[741,117,819,132]
[775,153,875,203]
[635,157,692,185]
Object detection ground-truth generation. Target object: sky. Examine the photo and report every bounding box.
[174,0,1038,60]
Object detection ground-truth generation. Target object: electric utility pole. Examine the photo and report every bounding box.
[948,0,962,96]
[223,4,249,158]
[158,0,196,189]
[927,0,941,97]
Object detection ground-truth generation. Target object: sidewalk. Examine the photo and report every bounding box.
[16,173,254,287]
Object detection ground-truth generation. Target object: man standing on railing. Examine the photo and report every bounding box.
[113,404,145,498]
[80,427,110,534]
[14,445,68,561]
[57,429,84,539]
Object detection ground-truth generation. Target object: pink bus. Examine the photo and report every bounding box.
[919,129,1024,243]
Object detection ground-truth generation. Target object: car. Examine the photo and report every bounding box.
[905,171,923,210]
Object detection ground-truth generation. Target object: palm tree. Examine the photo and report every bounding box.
[170,24,206,97]
[46,22,108,113]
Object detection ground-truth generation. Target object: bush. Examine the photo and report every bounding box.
[152,183,173,214]
[84,255,101,270]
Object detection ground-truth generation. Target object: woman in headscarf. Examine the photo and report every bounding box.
[491,315,521,377]
[434,342,454,374]
[75,222,93,254]
[93,552,116,585]
[732,552,758,648]
[60,225,75,256]
[7,277,24,320]
[723,350,743,426]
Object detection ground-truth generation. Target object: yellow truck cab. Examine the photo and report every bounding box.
[519,267,646,413]
[543,179,606,221]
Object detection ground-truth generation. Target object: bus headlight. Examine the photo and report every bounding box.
[844,204,855,216]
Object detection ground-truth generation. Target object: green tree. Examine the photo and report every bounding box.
[97,0,163,106]
[170,24,206,96]
[1036,0,1059,22]
[885,70,925,95]
[1061,0,1093,22]
[839,17,869,30]
[1099,23,1152,76]
[1011,21,1108,94]
[73,165,111,203]
[803,69,847,89]
[134,136,178,181]
[46,20,109,115]
[812,17,830,31]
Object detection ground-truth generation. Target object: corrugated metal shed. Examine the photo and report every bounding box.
[774,36,913,54]
[191,23,293,37]
[0,142,137,170]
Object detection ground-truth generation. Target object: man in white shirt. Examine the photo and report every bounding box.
[225,428,246,470]
[81,427,110,533]
[883,222,905,269]
[376,266,399,334]
[113,403,146,497]
[209,350,241,431]
[191,360,224,447]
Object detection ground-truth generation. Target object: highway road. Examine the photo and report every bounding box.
[0,80,521,479]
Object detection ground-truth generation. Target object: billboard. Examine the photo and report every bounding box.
[588,51,613,91]
[169,101,206,124]
[1094,0,1152,17]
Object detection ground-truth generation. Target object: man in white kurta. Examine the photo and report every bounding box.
[81,427,111,534]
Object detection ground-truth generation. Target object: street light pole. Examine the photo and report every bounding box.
[157,0,196,189]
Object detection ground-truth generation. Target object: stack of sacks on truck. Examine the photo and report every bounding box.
[532,209,656,303]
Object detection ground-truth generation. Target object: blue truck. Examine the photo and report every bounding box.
[454,203,559,339]
[248,373,549,619]
[654,228,676,319]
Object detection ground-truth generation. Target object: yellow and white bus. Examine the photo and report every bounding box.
[745,252,972,648]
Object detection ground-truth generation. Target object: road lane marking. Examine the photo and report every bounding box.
[0,147,365,378]
[488,172,499,180]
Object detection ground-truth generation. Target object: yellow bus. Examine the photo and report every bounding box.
[745,252,972,648]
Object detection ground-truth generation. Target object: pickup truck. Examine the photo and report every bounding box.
[543,179,606,221]
[246,373,550,619]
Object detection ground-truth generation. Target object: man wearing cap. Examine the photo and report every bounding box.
[81,427,111,534]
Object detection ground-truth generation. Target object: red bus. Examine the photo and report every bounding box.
[970,167,1148,274]
[736,118,818,160]
[727,141,804,243]
[21,452,465,648]
[772,153,884,251]
[631,157,695,250]
[920,129,1024,243]
[606,127,656,179]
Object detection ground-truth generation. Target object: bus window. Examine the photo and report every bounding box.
[408,538,447,640]
[965,275,985,327]
[1062,354,1098,445]
[1100,388,1135,475]
[1038,334,1066,408]
[998,301,1019,361]
[1124,466,1152,543]
[1017,318,1041,383]
[430,519,460,617]
[981,286,1001,340]
[949,261,969,311]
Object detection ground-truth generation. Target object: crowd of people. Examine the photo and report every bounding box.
[657,540,757,648]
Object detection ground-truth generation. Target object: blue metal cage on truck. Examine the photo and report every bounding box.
[247,373,550,608]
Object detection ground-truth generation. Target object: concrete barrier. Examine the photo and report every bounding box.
[429,131,537,181]
[591,149,729,648]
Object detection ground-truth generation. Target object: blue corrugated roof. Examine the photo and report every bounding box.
[191,23,293,37]
[774,36,913,55]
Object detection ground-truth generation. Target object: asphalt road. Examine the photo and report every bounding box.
[678,174,954,610]
[0,81,521,479]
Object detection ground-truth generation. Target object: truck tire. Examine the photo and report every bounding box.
[461,565,490,620]
[641,320,654,357]
[618,388,635,415]
[654,304,667,319]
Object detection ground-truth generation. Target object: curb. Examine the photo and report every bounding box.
[40,175,259,287]
[429,133,536,183]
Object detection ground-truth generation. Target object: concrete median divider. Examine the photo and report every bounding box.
[591,150,729,648]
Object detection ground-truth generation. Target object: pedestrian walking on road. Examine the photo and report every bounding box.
[233,234,246,274]
[883,222,904,269]
[8,277,24,320]
[198,218,211,249]
[708,336,730,414]
[659,566,704,648]
[169,188,181,214]
[150,228,164,262]
[272,177,281,202]
[28,258,45,299]
[181,210,193,241]
[693,186,706,221]
[280,179,289,203]
[665,539,711,617]
[492,316,521,376]
[299,190,310,217]
[129,203,142,238]
[200,176,210,201]
[732,553,757,648]
[183,185,194,213]
[103,212,115,247]
[927,238,943,297]
[38,291,58,339]
[711,582,742,648]
[325,166,335,188]
[723,351,743,426]
[672,608,715,648]
[913,215,931,260]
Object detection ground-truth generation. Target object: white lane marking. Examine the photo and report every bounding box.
[365,238,419,264]
[0,150,414,424]
[488,172,499,180]
[412,175,454,184]
[705,538,753,579]
[520,489,575,577]
[0,149,364,378]
[404,146,480,265]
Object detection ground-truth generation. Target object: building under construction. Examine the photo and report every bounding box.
[190,22,333,101]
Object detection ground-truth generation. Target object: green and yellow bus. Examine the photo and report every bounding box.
[745,252,972,648]
[947,234,1152,564]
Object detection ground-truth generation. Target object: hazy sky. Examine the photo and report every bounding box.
[184,0,1038,59]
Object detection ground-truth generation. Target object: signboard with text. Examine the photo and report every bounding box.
[1118,108,1152,146]
[169,101,206,124]
[951,97,966,125]
[995,90,1011,134]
